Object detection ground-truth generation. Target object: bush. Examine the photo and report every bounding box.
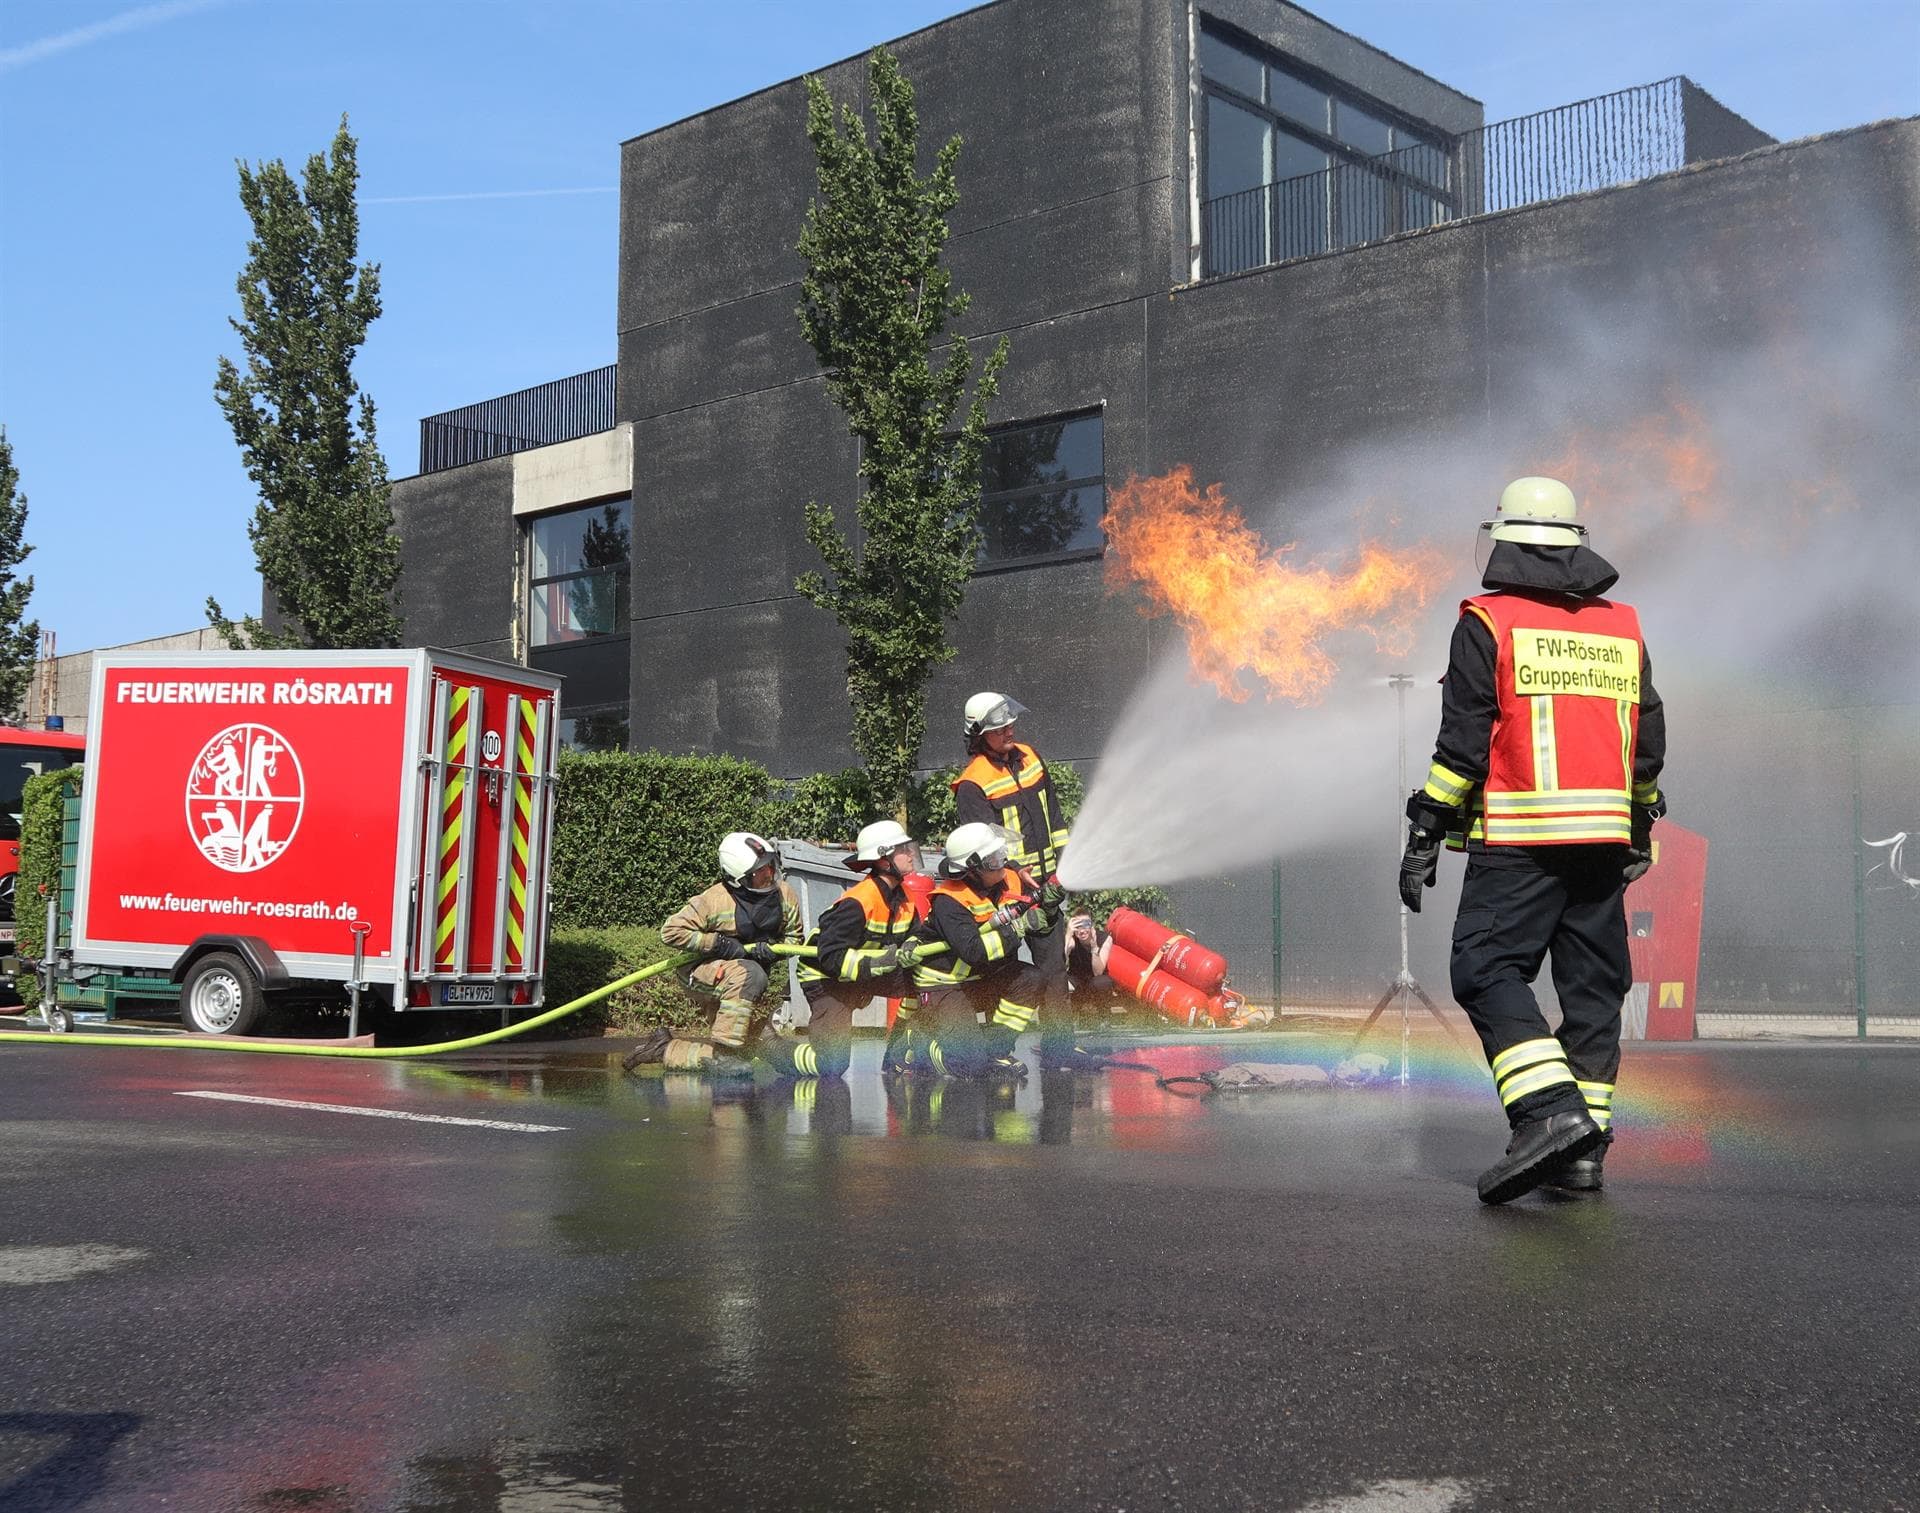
[548,750,785,930]
[541,925,784,1037]
[16,766,83,1008]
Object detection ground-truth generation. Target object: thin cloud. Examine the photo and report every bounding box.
[0,0,232,71]
[366,187,619,206]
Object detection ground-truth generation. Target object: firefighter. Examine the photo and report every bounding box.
[1401,477,1666,1204]
[904,821,1055,1080]
[953,692,1094,1070]
[759,820,921,1079]
[625,831,802,1074]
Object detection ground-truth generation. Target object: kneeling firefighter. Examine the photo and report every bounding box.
[1401,477,1666,1204]
[760,820,922,1079]
[903,822,1054,1079]
[632,832,802,1073]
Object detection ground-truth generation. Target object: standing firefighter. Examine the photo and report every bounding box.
[626,832,802,1074]
[1401,478,1666,1204]
[953,692,1090,1069]
[763,820,922,1079]
[904,822,1054,1079]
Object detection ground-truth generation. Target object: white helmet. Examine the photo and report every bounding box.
[1485,477,1585,547]
[940,821,1012,878]
[963,691,1027,742]
[849,819,915,871]
[718,831,780,892]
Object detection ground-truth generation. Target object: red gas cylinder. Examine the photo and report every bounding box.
[1106,943,1232,1027]
[1106,907,1230,995]
[901,870,934,920]
[886,872,938,1026]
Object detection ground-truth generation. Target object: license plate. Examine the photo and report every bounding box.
[441,983,496,1005]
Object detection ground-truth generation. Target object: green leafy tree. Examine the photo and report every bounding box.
[0,430,40,715]
[210,116,400,648]
[795,48,1010,821]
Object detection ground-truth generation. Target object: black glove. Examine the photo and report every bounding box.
[743,942,778,968]
[1624,794,1666,883]
[1038,877,1067,912]
[710,934,745,960]
[1398,791,1457,914]
[867,947,900,977]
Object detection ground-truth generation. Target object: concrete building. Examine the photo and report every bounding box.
[23,627,236,737]
[388,0,1920,1018]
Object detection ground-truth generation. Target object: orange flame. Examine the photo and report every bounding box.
[1104,466,1448,704]
[1538,393,1722,520]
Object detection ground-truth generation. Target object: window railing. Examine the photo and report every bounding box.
[1202,77,1699,278]
[417,365,617,474]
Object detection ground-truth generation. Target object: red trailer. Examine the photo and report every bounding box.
[47,649,561,1036]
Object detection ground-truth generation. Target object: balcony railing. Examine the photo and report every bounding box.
[418,364,616,474]
[1201,77,1713,279]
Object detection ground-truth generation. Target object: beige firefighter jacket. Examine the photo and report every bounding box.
[660,879,803,959]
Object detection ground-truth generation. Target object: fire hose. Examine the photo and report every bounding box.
[0,942,874,1061]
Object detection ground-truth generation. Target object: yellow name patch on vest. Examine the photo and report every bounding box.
[1510,630,1640,702]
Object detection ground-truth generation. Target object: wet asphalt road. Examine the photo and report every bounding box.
[0,1029,1916,1513]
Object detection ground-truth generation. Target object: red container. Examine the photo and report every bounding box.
[1106,942,1231,1027]
[1106,907,1229,995]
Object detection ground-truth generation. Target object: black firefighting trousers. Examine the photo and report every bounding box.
[906,965,1049,1078]
[1449,844,1631,1131]
[755,988,856,1079]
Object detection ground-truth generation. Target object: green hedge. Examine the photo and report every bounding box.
[548,750,788,930]
[542,925,786,1037]
[16,766,82,1008]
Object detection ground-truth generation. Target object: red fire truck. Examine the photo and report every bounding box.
[34,649,561,1037]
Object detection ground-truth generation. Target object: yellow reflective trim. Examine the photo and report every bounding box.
[982,931,1006,962]
[1530,694,1558,791]
[1575,1080,1615,1101]
[1423,761,1474,806]
[993,999,1037,1031]
[1589,1108,1613,1129]
[1483,789,1630,812]
[928,1040,946,1075]
[794,1042,818,1076]
[1490,1037,1565,1077]
[1483,818,1633,843]
[1617,698,1634,792]
[1633,780,1662,804]
[1498,1062,1577,1106]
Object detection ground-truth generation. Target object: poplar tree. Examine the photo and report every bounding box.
[795,48,1010,820]
[210,116,401,648]
[0,430,40,716]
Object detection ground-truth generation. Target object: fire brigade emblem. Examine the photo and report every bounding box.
[184,723,305,873]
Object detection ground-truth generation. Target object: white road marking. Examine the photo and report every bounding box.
[175,1090,567,1132]
[1296,1481,1474,1513]
[0,1244,149,1286]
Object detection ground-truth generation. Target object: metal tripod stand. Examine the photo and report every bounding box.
[1350,674,1467,1083]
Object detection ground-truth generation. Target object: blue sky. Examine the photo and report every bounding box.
[2,0,1914,653]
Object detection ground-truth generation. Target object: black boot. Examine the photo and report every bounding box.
[1477,1110,1602,1205]
[1548,1135,1611,1192]
[619,1027,673,1072]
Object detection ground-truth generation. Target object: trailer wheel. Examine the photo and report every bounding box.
[45,1005,72,1034]
[181,952,266,1036]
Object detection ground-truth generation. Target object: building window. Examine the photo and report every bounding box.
[525,497,632,750]
[1198,23,1453,274]
[559,706,630,754]
[527,497,631,647]
[976,412,1105,572]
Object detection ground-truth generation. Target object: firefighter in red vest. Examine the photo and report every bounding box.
[1401,478,1666,1204]
[953,693,1097,1070]
[902,821,1052,1079]
[762,820,921,1078]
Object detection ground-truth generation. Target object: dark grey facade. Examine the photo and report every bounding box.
[389,0,1920,1017]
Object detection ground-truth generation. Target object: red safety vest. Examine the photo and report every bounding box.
[1458,591,1645,847]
